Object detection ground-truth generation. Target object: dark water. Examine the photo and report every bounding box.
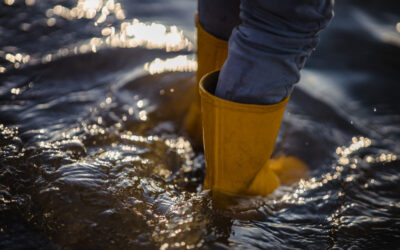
[1,0,400,249]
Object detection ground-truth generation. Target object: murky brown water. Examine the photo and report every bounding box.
[1,0,400,249]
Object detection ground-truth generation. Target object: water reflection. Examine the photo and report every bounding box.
[46,0,192,51]
[278,136,375,206]
[0,0,193,74]
[48,0,123,21]
[99,20,192,51]
[144,55,197,75]
[355,10,400,47]
[4,0,14,6]
[25,0,35,6]
[2,52,30,70]
[336,136,372,166]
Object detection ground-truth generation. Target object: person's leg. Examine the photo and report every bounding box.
[198,0,240,40]
[196,0,240,84]
[216,0,334,104]
[184,0,240,147]
[200,0,334,196]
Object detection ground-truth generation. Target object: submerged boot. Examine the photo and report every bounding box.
[200,71,308,196]
[184,15,228,147]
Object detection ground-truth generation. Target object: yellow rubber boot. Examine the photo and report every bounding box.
[184,15,228,147]
[200,71,307,197]
[268,156,309,186]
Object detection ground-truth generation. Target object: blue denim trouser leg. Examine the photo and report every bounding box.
[198,0,240,41]
[198,0,334,104]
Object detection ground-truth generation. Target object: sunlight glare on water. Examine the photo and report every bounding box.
[0,0,193,74]
[46,0,193,51]
[144,56,197,75]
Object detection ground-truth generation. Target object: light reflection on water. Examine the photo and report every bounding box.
[0,0,193,74]
[48,0,124,21]
[144,55,197,75]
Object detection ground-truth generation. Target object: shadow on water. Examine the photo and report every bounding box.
[0,0,400,249]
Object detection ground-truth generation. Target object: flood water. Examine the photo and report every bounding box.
[1,0,400,249]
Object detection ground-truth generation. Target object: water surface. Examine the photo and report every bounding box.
[1,0,400,249]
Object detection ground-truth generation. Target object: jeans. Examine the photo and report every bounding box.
[198,0,334,104]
